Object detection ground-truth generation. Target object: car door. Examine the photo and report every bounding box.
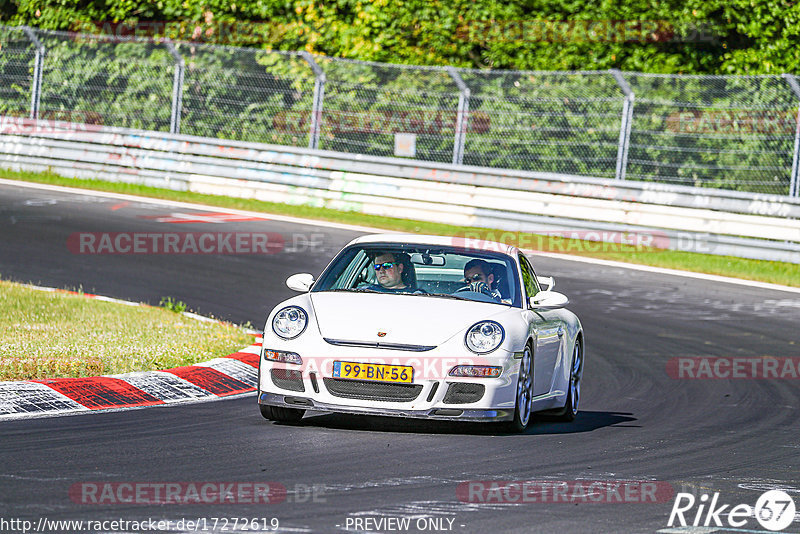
[520,254,564,396]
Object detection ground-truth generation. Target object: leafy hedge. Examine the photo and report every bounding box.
[3,0,800,74]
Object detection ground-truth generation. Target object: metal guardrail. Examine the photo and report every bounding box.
[1,117,798,264]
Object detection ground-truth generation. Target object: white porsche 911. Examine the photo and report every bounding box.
[258,234,584,431]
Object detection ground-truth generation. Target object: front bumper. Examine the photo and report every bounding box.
[259,327,522,422]
[258,392,513,422]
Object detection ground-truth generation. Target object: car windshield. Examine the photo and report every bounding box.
[312,244,521,307]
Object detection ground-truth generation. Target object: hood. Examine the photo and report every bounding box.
[309,292,509,347]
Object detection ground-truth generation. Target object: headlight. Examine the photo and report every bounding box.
[272,306,308,339]
[464,321,504,354]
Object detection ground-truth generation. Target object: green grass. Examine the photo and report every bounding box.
[160,296,188,313]
[0,279,254,380]
[2,167,798,287]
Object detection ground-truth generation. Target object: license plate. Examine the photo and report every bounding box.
[332,361,413,383]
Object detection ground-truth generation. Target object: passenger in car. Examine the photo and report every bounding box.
[463,259,503,301]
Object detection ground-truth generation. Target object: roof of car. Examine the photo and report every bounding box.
[347,233,520,257]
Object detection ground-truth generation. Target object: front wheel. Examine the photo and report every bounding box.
[505,343,533,432]
[259,404,305,423]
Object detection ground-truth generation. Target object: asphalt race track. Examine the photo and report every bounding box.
[1,181,799,534]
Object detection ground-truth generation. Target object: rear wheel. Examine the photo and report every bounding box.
[259,404,305,423]
[554,339,583,422]
[505,343,533,432]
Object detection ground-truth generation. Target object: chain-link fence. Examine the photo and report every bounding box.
[316,58,461,164]
[458,69,625,179]
[175,42,314,145]
[625,74,800,195]
[2,24,799,197]
[0,26,37,119]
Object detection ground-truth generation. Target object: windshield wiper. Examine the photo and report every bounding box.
[320,288,511,304]
[322,288,382,294]
[421,292,513,305]
[417,292,470,301]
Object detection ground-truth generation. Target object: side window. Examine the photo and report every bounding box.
[352,252,376,288]
[519,254,540,300]
[359,256,377,286]
[332,250,370,289]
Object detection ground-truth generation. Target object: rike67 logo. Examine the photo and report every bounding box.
[668,490,796,531]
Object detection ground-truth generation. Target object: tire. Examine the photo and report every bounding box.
[554,338,583,422]
[505,343,533,432]
[259,404,305,423]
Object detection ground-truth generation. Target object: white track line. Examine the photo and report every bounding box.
[2,177,798,294]
[525,250,800,294]
[0,177,391,234]
[17,282,246,325]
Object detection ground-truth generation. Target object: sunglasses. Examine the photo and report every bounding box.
[373,262,398,271]
[463,273,485,284]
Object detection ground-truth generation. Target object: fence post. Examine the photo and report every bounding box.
[165,41,184,134]
[21,26,44,120]
[611,69,634,181]
[301,52,326,150]
[447,67,470,166]
[783,74,800,197]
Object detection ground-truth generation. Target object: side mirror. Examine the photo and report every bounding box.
[537,276,555,291]
[286,273,314,292]
[529,291,569,310]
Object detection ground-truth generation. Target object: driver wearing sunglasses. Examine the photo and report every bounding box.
[370,252,408,291]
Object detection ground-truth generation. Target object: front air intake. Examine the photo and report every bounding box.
[271,368,305,392]
[322,378,422,402]
[442,383,485,404]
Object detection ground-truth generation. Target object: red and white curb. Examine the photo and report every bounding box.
[0,285,263,420]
